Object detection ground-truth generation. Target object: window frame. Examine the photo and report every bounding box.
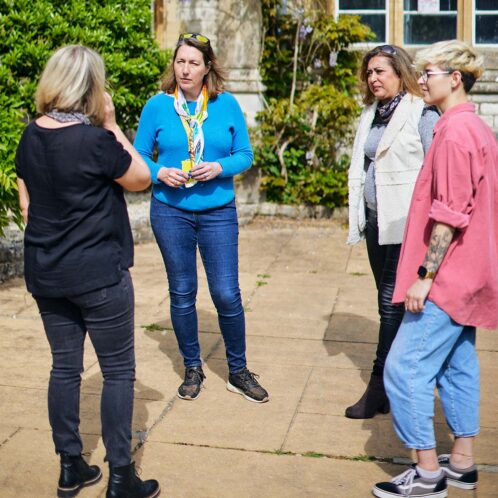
[336,0,390,46]
[402,1,458,47]
[473,0,498,46]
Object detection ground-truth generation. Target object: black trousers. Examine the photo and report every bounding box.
[34,271,135,466]
[365,209,405,377]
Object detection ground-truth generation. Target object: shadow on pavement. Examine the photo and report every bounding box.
[142,308,227,383]
[79,372,163,468]
[323,311,454,478]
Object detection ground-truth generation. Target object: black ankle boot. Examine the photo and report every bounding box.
[106,461,160,498]
[345,374,390,419]
[58,453,102,497]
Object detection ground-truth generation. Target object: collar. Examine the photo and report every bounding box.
[434,102,475,135]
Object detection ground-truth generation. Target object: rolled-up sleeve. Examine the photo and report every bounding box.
[429,139,477,229]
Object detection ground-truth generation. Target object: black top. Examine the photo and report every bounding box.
[15,121,133,297]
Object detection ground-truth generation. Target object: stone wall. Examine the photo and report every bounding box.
[155,0,264,125]
[470,51,498,134]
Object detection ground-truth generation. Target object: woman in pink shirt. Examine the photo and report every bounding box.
[372,40,498,498]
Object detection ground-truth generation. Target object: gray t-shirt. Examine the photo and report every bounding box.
[363,106,439,211]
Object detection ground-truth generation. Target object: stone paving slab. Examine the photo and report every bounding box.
[148,359,309,453]
[0,217,497,497]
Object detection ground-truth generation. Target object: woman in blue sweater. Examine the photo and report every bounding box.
[135,33,269,403]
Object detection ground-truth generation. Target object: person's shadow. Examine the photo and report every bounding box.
[323,311,455,475]
[141,308,229,384]
[79,367,164,468]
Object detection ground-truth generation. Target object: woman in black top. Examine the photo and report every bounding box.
[16,45,159,498]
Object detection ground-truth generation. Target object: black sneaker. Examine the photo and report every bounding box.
[177,366,205,400]
[372,467,447,498]
[438,454,478,490]
[227,367,269,403]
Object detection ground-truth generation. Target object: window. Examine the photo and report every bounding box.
[404,0,457,45]
[338,0,388,44]
[475,0,498,44]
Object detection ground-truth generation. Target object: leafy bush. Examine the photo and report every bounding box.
[253,1,373,208]
[0,0,169,235]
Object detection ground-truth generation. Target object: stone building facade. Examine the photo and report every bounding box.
[154,0,264,125]
[153,0,498,132]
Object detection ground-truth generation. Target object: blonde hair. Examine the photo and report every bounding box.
[360,45,422,105]
[414,40,484,93]
[36,45,106,125]
[161,37,226,99]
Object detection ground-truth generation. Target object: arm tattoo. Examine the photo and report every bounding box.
[422,223,455,273]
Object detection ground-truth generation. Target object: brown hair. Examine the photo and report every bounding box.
[36,45,106,125]
[360,45,422,105]
[161,35,226,99]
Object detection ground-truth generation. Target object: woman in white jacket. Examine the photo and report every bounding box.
[346,45,439,419]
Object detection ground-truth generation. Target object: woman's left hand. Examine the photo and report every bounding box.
[190,162,222,181]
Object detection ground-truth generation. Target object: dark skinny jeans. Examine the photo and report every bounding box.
[34,270,135,466]
[365,208,405,377]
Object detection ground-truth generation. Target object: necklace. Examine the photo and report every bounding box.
[45,110,91,125]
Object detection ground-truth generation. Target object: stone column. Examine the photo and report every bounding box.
[157,0,264,125]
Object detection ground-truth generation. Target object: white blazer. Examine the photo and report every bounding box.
[348,93,425,245]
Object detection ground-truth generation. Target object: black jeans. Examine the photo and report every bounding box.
[365,209,405,377]
[34,270,135,466]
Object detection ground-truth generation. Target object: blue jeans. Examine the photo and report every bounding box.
[384,300,480,450]
[34,271,135,466]
[150,196,246,373]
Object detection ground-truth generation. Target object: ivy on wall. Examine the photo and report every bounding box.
[253,0,373,208]
[0,0,169,235]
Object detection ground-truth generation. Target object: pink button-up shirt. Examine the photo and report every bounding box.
[393,103,498,329]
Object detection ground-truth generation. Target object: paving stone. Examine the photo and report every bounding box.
[148,359,310,453]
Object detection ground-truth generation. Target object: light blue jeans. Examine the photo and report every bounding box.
[384,300,480,450]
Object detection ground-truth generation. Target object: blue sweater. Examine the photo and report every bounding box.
[134,91,253,211]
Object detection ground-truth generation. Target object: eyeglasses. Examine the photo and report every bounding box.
[179,33,210,44]
[418,70,452,83]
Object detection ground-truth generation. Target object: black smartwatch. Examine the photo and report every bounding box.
[417,265,436,280]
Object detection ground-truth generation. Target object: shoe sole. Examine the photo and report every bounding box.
[148,484,161,498]
[372,486,447,498]
[226,381,269,403]
[177,390,201,400]
[57,470,102,498]
[446,478,477,490]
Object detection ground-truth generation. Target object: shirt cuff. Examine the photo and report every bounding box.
[429,199,470,229]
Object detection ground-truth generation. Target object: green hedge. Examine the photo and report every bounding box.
[0,0,169,235]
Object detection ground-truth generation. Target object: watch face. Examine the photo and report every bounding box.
[417,266,428,278]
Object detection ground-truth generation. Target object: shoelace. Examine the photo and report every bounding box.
[438,454,451,464]
[240,369,260,386]
[186,368,205,382]
[391,468,417,494]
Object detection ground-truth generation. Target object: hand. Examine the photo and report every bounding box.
[190,161,222,182]
[157,167,189,188]
[404,278,433,313]
[103,92,117,130]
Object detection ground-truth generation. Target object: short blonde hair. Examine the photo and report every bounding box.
[414,40,484,93]
[36,45,106,125]
[360,45,422,105]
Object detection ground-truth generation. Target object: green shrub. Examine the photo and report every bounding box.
[0,0,169,235]
[253,1,373,208]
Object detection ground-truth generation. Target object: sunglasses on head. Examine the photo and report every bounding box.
[376,44,397,56]
[179,33,210,44]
